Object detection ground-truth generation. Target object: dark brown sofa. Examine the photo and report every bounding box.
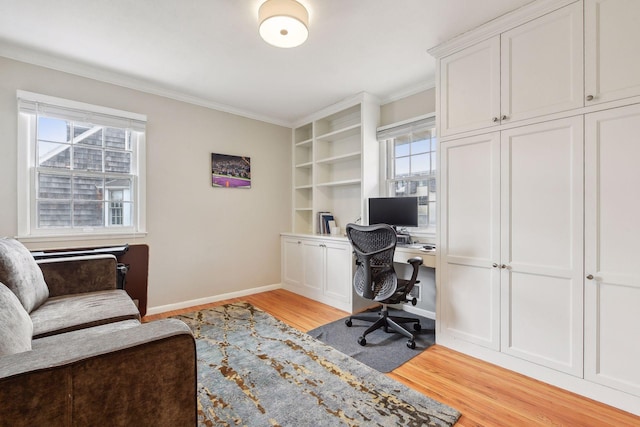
[0,238,197,426]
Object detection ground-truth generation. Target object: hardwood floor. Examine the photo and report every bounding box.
[145,289,640,426]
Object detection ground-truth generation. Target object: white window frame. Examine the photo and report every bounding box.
[377,113,437,238]
[17,91,147,242]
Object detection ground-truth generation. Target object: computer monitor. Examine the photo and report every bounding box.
[368,197,419,228]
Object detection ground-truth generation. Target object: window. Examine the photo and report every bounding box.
[377,115,437,234]
[17,91,146,240]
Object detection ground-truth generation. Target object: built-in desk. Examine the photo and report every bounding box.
[281,233,436,313]
[395,245,436,268]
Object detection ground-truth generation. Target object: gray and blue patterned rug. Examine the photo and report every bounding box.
[174,302,460,426]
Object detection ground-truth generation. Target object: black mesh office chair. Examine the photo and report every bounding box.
[345,223,423,349]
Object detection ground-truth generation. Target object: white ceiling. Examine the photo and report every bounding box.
[0,0,533,126]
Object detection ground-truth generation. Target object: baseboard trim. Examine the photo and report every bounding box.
[146,283,283,316]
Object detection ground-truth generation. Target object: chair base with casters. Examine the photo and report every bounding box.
[346,300,422,349]
[345,223,424,350]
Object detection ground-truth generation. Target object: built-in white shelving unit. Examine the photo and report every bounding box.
[291,93,380,234]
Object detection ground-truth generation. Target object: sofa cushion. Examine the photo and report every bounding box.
[0,238,49,313]
[0,282,33,356]
[30,289,140,339]
[32,319,141,350]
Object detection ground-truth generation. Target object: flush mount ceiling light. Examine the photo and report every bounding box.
[259,0,309,48]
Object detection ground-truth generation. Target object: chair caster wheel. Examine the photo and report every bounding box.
[345,319,353,327]
[407,340,416,349]
[413,323,422,331]
[358,337,367,346]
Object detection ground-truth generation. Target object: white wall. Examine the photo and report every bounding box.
[379,87,437,318]
[380,88,435,127]
[0,56,292,313]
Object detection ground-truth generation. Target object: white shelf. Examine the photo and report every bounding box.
[290,94,379,236]
[316,178,361,187]
[316,124,361,142]
[295,138,313,147]
[315,152,361,165]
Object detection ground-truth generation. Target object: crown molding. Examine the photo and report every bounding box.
[292,92,381,128]
[380,78,436,105]
[0,41,293,128]
[427,0,578,58]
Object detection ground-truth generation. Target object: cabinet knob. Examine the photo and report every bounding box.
[492,263,499,268]
[586,274,594,280]
[501,264,508,269]
[492,117,499,123]
[586,95,594,101]
[501,115,508,121]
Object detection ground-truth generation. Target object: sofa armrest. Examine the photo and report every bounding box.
[0,319,197,427]
[37,254,118,297]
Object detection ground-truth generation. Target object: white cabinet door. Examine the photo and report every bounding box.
[440,38,501,137]
[500,2,583,123]
[439,132,501,350]
[302,240,324,293]
[500,117,584,376]
[585,0,640,105]
[282,237,304,288]
[585,104,640,396]
[323,241,352,304]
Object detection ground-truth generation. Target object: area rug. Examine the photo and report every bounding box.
[173,302,460,426]
[307,308,436,373]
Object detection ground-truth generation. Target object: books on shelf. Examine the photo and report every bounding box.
[317,212,335,234]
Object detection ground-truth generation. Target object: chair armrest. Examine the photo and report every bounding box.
[406,256,424,285]
[37,254,118,297]
[0,319,197,426]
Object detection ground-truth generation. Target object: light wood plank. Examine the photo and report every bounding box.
[144,289,640,426]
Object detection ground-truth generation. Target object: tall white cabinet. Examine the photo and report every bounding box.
[283,93,380,313]
[584,103,640,397]
[431,0,640,415]
[439,1,583,137]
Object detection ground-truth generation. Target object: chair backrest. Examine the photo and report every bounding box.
[346,223,398,301]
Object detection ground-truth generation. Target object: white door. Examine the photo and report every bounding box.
[439,38,501,137]
[282,237,304,288]
[500,117,584,376]
[500,2,583,124]
[585,0,640,105]
[323,241,352,304]
[303,240,324,293]
[585,104,640,396]
[439,132,501,350]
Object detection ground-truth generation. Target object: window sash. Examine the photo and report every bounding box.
[17,91,147,240]
[379,115,437,233]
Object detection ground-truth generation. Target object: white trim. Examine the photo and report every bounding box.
[376,112,436,133]
[427,0,578,59]
[291,92,380,129]
[1,43,292,127]
[17,90,146,122]
[17,231,148,244]
[145,283,283,316]
[379,79,436,105]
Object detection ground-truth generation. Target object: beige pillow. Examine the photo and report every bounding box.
[0,238,49,313]
[0,282,33,356]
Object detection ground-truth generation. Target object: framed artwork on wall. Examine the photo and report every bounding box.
[211,153,251,189]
